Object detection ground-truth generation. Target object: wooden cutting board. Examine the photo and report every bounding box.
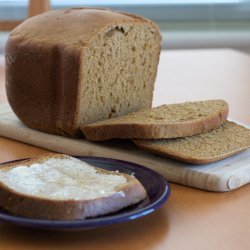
[0,102,250,192]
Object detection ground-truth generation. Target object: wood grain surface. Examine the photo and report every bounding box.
[0,50,250,250]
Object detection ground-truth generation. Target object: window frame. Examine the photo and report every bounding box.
[0,0,250,23]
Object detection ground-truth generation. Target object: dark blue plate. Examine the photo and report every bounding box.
[0,156,170,230]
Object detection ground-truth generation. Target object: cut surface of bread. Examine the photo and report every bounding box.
[133,121,250,164]
[5,7,161,137]
[0,154,146,220]
[81,99,229,141]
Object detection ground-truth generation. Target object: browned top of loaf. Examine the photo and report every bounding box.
[133,121,250,164]
[82,99,229,140]
[9,7,160,47]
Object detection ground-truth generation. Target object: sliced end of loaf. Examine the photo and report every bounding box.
[78,22,161,126]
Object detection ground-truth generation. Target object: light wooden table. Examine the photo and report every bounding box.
[0,49,250,250]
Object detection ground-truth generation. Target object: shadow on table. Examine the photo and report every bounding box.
[0,206,169,250]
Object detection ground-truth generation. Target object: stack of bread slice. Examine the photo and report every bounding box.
[81,100,250,164]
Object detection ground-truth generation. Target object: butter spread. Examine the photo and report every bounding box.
[0,157,127,200]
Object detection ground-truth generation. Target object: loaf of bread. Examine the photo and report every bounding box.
[5,7,161,137]
[133,121,250,164]
[81,99,228,141]
[0,154,147,220]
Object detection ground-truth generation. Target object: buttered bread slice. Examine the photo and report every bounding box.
[81,99,228,141]
[0,154,146,220]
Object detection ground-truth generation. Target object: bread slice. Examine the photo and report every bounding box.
[81,99,229,141]
[133,121,250,164]
[0,154,146,220]
[6,8,161,137]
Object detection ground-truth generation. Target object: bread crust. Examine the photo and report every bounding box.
[81,100,229,141]
[5,7,161,137]
[0,154,147,220]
